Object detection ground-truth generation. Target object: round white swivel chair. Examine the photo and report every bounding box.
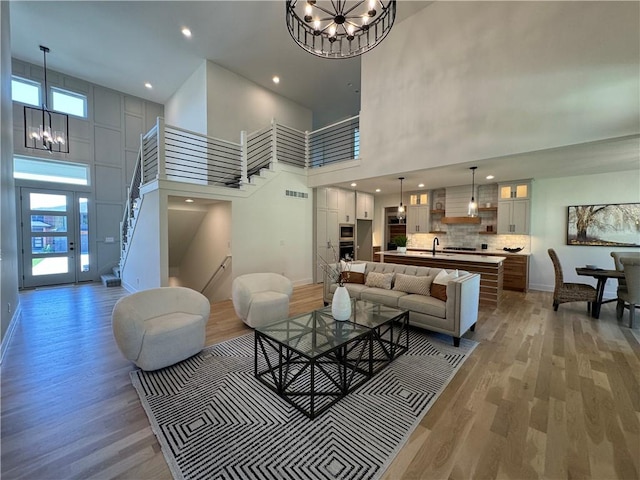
[232,273,293,328]
[112,287,210,371]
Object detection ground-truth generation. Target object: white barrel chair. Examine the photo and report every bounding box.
[232,273,293,328]
[112,287,210,371]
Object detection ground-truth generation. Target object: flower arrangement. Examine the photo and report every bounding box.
[317,244,353,287]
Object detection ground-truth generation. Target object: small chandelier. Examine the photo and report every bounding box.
[24,45,69,154]
[397,176,405,221]
[285,0,397,59]
[468,166,478,217]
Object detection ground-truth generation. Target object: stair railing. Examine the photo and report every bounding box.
[201,255,232,294]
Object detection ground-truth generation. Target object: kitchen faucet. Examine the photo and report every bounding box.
[432,237,439,256]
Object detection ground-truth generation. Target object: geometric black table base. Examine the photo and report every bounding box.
[255,300,409,419]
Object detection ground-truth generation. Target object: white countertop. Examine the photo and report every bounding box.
[380,250,506,264]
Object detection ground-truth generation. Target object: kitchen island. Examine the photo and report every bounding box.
[379,250,506,307]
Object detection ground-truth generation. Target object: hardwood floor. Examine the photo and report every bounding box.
[1,283,638,479]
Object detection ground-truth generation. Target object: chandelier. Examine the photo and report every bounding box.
[24,45,69,153]
[285,0,397,59]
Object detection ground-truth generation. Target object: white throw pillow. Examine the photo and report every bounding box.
[431,269,459,302]
[340,260,366,274]
[433,269,459,285]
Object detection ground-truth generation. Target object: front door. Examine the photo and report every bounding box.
[20,188,81,287]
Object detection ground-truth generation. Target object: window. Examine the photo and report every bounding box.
[354,127,360,159]
[12,76,41,107]
[14,156,89,186]
[51,87,87,118]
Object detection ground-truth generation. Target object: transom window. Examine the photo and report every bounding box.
[51,87,87,118]
[14,156,90,186]
[11,76,41,107]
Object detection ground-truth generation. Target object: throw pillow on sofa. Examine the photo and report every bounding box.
[365,272,394,290]
[431,269,459,302]
[340,271,365,284]
[392,273,434,296]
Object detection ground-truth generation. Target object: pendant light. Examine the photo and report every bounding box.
[397,177,405,221]
[24,45,70,153]
[468,166,478,217]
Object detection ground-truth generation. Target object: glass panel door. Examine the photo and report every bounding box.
[21,188,77,287]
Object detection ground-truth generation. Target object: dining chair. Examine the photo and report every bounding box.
[548,248,597,312]
[610,251,640,317]
[617,257,640,328]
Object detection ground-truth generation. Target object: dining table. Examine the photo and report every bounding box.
[575,267,625,319]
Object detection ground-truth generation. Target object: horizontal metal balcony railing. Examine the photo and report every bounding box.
[120,115,360,270]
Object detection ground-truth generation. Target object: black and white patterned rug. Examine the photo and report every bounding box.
[130,329,477,480]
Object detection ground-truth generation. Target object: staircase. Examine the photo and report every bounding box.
[101,266,121,287]
[118,115,359,275]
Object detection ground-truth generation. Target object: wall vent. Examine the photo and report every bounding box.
[285,190,308,199]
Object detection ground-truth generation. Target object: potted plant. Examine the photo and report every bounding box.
[393,235,408,253]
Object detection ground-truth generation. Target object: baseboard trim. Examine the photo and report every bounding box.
[1,304,22,365]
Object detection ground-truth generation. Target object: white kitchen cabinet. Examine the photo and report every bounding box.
[406,205,430,234]
[316,187,339,210]
[499,182,530,200]
[356,192,374,220]
[497,199,530,234]
[316,208,339,281]
[338,189,356,224]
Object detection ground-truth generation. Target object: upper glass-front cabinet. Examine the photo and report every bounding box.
[409,193,428,205]
[499,182,529,200]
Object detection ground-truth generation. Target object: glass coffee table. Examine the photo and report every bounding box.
[254,300,409,419]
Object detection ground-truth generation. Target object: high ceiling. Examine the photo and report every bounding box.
[9,1,429,128]
[8,1,640,195]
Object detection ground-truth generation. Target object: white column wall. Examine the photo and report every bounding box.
[232,168,313,286]
[164,61,208,135]
[205,61,312,142]
[358,1,639,178]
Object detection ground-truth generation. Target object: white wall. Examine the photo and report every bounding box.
[1,0,19,352]
[232,166,313,286]
[164,61,207,135]
[177,202,233,303]
[121,189,163,292]
[206,61,312,142]
[357,1,639,179]
[529,171,640,296]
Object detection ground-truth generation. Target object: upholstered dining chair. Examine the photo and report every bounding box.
[617,257,640,328]
[610,251,640,317]
[548,248,597,312]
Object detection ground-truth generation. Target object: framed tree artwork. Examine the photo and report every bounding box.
[567,203,640,246]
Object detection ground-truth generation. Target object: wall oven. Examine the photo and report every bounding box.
[339,241,354,260]
[339,224,354,241]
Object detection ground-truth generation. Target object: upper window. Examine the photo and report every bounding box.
[14,156,89,186]
[51,87,87,118]
[12,76,41,107]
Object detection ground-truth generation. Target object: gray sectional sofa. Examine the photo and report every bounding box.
[324,261,481,346]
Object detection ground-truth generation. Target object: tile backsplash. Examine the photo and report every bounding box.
[408,227,531,254]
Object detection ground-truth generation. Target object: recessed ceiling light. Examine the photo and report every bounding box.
[181,27,192,38]
[272,76,280,84]
[375,188,381,193]
[185,198,194,203]
[350,182,357,187]
[486,175,495,180]
[418,183,424,188]
[144,82,152,89]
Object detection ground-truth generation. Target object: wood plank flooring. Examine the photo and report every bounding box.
[1,283,638,479]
